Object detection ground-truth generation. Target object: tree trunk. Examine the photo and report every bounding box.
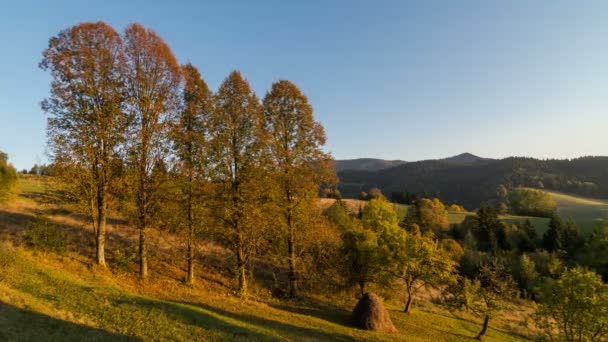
[236,242,247,296]
[404,291,413,313]
[96,186,107,267]
[359,281,365,297]
[137,156,147,279]
[139,222,147,278]
[476,315,490,340]
[288,222,298,299]
[186,223,194,284]
[186,185,194,284]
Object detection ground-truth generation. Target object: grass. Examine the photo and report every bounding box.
[529,188,608,233]
[0,176,532,341]
[329,187,608,235]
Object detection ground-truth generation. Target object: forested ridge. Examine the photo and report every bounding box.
[338,156,608,208]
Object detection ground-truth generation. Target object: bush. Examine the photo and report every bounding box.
[113,247,137,272]
[24,217,67,253]
[0,151,17,203]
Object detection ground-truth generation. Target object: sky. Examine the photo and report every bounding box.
[1,0,608,170]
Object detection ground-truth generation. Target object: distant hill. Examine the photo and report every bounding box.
[440,152,490,164]
[337,156,608,210]
[334,158,407,172]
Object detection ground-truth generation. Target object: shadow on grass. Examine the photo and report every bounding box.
[0,303,137,342]
[0,209,133,263]
[131,298,358,341]
[267,298,352,327]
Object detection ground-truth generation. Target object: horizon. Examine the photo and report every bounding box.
[2,1,608,170]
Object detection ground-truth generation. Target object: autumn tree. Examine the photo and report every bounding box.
[207,71,268,296]
[536,268,608,341]
[263,80,334,298]
[391,233,457,313]
[172,64,214,284]
[404,198,449,234]
[123,23,181,278]
[41,22,126,267]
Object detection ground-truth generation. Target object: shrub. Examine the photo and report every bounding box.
[0,151,17,203]
[24,217,67,253]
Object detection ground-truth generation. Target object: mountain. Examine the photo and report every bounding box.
[337,156,608,209]
[334,158,407,172]
[440,152,489,164]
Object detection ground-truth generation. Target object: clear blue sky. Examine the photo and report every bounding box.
[1,0,607,170]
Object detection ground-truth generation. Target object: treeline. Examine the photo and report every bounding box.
[338,156,608,209]
[40,22,333,297]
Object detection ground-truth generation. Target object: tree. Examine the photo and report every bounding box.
[404,198,449,234]
[123,23,181,278]
[207,71,268,296]
[582,226,608,281]
[473,204,503,252]
[41,22,127,267]
[507,188,556,217]
[343,198,404,295]
[391,233,457,313]
[263,80,334,298]
[342,220,384,296]
[172,63,214,284]
[0,151,17,203]
[536,268,608,341]
[448,262,517,340]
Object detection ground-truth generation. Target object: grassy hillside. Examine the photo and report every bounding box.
[531,188,608,233]
[0,176,532,341]
[325,188,608,235]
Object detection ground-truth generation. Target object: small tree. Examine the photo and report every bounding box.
[343,198,404,295]
[536,268,608,341]
[0,151,17,203]
[391,233,457,312]
[447,262,517,340]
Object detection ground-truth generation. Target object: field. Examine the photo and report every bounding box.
[325,187,608,235]
[0,176,532,341]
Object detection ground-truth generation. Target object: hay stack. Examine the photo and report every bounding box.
[351,292,397,333]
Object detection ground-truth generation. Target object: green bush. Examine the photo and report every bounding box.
[24,217,67,253]
[113,248,137,272]
[0,151,17,203]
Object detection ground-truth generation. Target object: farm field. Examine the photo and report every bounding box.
[0,176,532,341]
